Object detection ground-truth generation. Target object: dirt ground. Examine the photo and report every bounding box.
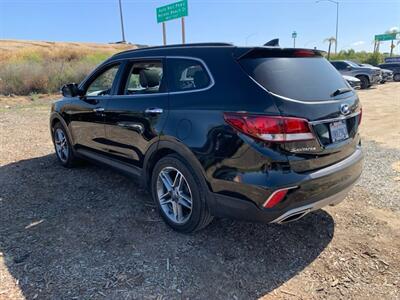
[0,83,399,299]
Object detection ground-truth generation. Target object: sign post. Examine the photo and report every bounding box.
[292,31,297,48]
[374,33,397,41]
[162,22,167,46]
[374,33,399,56]
[156,0,188,45]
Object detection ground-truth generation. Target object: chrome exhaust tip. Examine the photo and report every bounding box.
[275,209,310,224]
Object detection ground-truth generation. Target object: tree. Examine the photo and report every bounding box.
[324,37,337,60]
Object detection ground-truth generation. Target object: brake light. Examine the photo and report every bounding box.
[223,112,314,142]
[293,50,316,57]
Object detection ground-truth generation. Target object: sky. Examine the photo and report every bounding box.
[0,0,399,54]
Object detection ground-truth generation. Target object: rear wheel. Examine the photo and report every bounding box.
[394,73,400,82]
[357,76,370,89]
[52,122,79,167]
[151,154,213,233]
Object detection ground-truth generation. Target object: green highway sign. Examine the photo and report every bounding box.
[375,33,397,41]
[157,0,188,23]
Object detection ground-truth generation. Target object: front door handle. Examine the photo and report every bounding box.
[144,108,163,114]
[93,107,105,113]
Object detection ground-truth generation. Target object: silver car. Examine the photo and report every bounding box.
[330,60,381,89]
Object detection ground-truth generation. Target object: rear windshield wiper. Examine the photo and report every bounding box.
[330,87,352,97]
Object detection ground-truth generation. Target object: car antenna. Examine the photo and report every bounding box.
[264,39,280,47]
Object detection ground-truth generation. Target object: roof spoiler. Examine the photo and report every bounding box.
[235,48,324,60]
[264,39,280,47]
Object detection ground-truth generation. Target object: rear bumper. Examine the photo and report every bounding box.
[209,147,363,224]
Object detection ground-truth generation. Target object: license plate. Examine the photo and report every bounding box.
[329,120,349,143]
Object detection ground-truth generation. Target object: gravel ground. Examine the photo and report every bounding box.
[357,141,400,211]
[1,83,399,299]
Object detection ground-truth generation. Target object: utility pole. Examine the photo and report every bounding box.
[118,0,126,43]
[316,0,339,54]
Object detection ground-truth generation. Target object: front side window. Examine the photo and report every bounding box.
[169,59,211,92]
[86,64,120,96]
[124,61,163,95]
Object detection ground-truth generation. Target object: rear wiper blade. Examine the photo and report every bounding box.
[330,87,352,97]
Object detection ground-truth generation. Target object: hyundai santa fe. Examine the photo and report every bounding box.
[50,43,363,233]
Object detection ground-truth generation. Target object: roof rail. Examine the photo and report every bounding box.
[113,42,234,56]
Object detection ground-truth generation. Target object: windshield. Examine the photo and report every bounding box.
[347,61,360,68]
[240,57,351,102]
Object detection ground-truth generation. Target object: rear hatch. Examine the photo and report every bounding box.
[236,47,362,172]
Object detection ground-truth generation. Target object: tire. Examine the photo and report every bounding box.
[394,74,400,82]
[52,122,79,168]
[151,154,213,233]
[357,76,370,89]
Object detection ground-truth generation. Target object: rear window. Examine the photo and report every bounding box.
[240,57,350,102]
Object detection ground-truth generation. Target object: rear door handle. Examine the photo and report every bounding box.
[144,108,163,114]
[93,107,105,112]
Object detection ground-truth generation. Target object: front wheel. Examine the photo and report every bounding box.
[394,73,400,82]
[151,154,213,233]
[357,76,370,89]
[52,122,79,167]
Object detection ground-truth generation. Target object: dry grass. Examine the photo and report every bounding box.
[0,40,139,95]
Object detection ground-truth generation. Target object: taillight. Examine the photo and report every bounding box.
[223,112,315,142]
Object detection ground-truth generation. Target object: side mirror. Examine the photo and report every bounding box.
[61,83,83,98]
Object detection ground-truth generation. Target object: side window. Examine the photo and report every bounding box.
[335,62,346,70]
[169,59,211,92]
[86,64,120,96]
[123,61,163,95]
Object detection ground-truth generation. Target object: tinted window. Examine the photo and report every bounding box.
[331,61,347,70]
[169,59,211,92]
[123,61,163,95]
[240,57,349,102]
[86,64,120,96]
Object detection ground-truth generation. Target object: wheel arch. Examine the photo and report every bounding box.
[50,113,74,145]
[143,138,210,192]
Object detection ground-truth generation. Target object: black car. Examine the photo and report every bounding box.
[378,63,400,81]
[51,43,363,233]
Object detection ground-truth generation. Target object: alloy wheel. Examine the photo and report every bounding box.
[54,128,69,162]
[156,167,193,224]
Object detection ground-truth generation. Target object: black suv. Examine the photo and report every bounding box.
[378,63,400,81]
[51,43,363,232]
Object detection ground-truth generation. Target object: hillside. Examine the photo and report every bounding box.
[0,40,142,96]
[0,39,139,59]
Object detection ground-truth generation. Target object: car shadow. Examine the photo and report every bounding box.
[0,154,334,299]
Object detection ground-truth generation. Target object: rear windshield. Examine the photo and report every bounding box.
[240,57,350,102]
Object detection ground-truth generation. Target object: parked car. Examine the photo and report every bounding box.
[51,44,363,233]
[380,69,394,83]
[378,63,400,81]
[343,75,361,89]
[358,63,393,84]
[330,60,381,89]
